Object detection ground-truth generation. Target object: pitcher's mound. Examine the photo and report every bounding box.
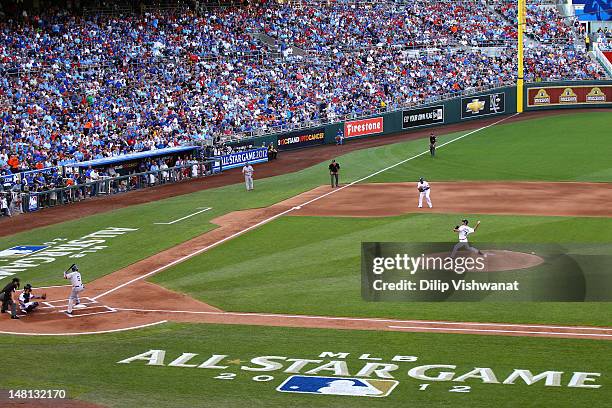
[426,250,544,273]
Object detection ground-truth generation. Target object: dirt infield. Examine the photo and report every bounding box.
[1,181,612,340]
[3,109,608,237]
[290,181,612,218]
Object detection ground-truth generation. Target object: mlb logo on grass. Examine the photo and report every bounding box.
[277,375,398,397]
[0,245,48,258]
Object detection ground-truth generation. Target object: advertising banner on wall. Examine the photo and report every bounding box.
[461,93,506,119]
[212,148,268,171]
[276,128,325,151]
[344,117,384,138]
[527,85,612,107]
[402,105,445,129]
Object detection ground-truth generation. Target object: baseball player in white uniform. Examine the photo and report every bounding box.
[417,177,432,208]
[242,162,254,191]
[451,219,485,257]
[64,264,84,315]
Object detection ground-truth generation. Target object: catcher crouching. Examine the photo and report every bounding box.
[19,284,46,315]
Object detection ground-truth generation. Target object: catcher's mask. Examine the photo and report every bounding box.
[24,284,32,291]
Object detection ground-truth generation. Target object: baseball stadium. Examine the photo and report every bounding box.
[1,0,612,407]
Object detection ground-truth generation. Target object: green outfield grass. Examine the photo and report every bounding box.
[369,111,612,183]
[1,323,610,408]
[150,213,612,326]
[1,111,612,408]
[1,111,610,288]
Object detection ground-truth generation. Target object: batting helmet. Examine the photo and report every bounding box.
[71,265,79,272]
[462,219,469,225]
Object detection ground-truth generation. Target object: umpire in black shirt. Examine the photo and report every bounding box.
[429,132,437,157]
[329,160,340,188]
[0,277,20,319]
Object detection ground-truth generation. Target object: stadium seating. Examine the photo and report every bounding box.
[0,2,606,172]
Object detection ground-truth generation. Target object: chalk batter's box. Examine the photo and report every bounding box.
[527,85,612,107]
[41,297,116,318]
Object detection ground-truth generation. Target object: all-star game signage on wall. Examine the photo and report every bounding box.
[117,349,602,398]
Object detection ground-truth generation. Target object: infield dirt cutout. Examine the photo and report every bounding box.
[2,181,612,340]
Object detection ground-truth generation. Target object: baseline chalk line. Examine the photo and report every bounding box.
[94,114,518,300]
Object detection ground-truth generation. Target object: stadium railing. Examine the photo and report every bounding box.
[2,161,213,216]
[221,80,517,142]
[594,42,612,77]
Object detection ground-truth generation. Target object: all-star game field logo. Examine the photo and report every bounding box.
[117,349,602,398]
[0,227,138,281]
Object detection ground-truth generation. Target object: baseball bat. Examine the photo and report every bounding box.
[63,263,76,274]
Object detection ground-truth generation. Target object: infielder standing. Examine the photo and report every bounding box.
[417,177,432,208]
[242,162,254,191]
[451,219,485,257]
[64,264,84,315]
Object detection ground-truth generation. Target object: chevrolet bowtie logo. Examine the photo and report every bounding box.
[466,99,485,114]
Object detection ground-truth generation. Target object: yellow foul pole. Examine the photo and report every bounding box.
[517,0,525,113]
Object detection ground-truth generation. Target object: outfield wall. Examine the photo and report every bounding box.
[523,80,612,111]
[231,80,611,150]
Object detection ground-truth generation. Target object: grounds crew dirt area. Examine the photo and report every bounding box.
[2,181,612,340]
[2,111,612,341]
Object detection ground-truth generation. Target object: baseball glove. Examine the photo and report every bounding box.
[41,293,47,300]
[418,187,424,192]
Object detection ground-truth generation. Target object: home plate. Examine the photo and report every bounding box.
[74,304,87,309]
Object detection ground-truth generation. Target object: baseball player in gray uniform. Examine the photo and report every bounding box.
[451,219,485,258]
[64,264,84,315]
[242,162,254,191]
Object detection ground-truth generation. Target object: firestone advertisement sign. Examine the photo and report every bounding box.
[344,117,384,138]
[527,85,611,107]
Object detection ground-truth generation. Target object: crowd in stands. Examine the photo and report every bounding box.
[594,27,612,50]
[0,1,607,175]
[0,154,207,216]
[0,8,263,72]
[249,1,516,51]
[494,0,577,43]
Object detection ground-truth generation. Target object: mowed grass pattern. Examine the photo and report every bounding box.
[0,323,610,407]
[151,213,612,326]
